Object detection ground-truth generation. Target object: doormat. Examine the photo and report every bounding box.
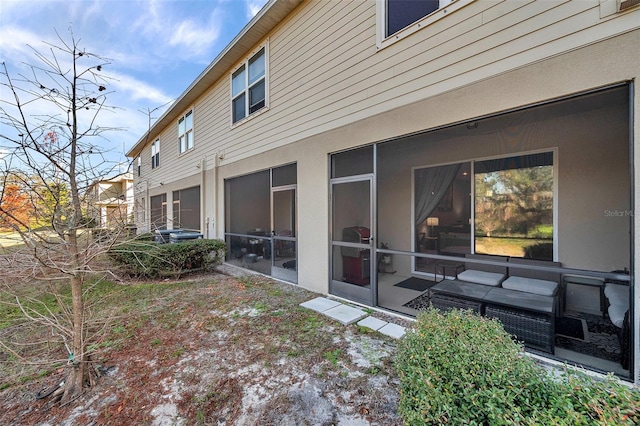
[556,317,588,341]
[394,277,434,292]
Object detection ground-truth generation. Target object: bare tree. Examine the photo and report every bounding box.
[0,30,123,404]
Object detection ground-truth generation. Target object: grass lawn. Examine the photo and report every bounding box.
[0,271,403,425]
[475,236,551,257]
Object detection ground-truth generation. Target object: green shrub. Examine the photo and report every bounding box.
[108,238,226,278]
[133,232,155,242]
[395,308,640,425]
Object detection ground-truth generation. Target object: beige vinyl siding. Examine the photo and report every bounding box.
[144,107,209,185]
[141,0,637,184]
[200,0,635,166]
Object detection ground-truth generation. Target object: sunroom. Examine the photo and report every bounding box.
[329,84,633,379]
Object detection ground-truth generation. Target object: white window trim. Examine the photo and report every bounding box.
[151,139,160,169]
[376,0,474,51]
[409,147,559,276]
[230,41,269,127]
[178,109,194,155]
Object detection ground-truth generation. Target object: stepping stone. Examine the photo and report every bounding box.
[378,323,406,339]
[300,297,342,313]
[323,304,368,325]
[357,316,388,331]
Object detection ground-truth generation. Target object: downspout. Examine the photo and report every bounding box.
[200,158,206,238]
[145,179,150,233]
[212,153,219,239]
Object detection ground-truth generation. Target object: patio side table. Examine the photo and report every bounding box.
[562,275,605,317]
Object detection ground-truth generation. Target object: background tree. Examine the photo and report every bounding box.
[502,166,553,236]
[0,30,123,404]
[0,177,32,229]
[475,167,553,238]
[474,172,504,237]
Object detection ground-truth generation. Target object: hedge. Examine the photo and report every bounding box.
[395,308,639,425]
[108,238,226,278]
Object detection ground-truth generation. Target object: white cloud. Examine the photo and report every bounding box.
[0,26,50,62]
[169,19,221,59]
[108,71,173,105]
[246,0,268,19]
[128,1,223,62]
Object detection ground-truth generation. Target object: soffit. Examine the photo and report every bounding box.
[127,0,303,158]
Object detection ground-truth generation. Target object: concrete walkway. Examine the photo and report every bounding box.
[300,296,407,339]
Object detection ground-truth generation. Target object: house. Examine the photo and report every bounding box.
[85,172,134,229]
[126,0,639,383]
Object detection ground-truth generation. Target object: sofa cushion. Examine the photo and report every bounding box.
[457,269,505,287]
[604,284,629,305]
[608,304,627,328]
[604,284,629,328]
[502,276,558,296]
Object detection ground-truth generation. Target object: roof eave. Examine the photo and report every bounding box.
[126,0,303,158]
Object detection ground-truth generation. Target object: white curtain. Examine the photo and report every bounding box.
[414,163,461,225]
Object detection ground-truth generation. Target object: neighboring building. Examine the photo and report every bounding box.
[127,0,639,383]
[86,172,134,229]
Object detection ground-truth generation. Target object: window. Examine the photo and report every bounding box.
[137,156,141,177]
[474,152,554,259]
[387,0,442,36]
[178,110,193,153]
[413,151,555,263]
[151,139,160,169]
[231,46,266,124]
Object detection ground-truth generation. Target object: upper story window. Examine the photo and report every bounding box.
[151,139,160,169]
[378,0,470,48]
[231,46,267,124]
[178,110,193,154]
[137,156,141,177]
[387,0,445,36]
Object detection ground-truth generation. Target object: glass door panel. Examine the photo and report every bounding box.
[330,178,375,305]
[272,187,297,283]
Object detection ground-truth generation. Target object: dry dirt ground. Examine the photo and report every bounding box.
[0,269,410,425]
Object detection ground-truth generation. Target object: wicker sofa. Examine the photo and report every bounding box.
[430,254,561,352]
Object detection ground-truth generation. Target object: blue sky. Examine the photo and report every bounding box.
[0,0,268,171]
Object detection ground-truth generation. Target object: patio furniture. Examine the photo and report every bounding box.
[429,255,560,353]
[435,260,465,282]
[604,277,630,369]
[563,274,605,317]
[456,254,508,286]
[430,280,491,314]
[484,287,556,353]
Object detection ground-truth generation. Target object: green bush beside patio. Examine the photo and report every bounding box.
[395,308,639,425]
[108,238,226,277]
